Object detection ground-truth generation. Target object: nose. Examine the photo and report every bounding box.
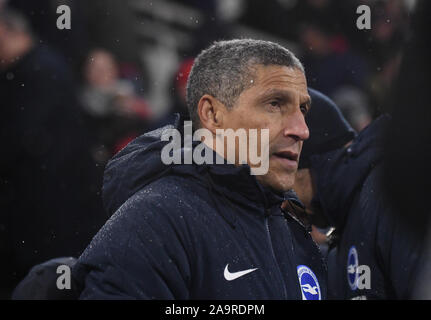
[282,109,310,141]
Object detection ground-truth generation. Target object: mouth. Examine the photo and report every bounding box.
[272,150,299,170]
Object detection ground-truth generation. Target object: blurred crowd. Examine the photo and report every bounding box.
[0,0,417,298]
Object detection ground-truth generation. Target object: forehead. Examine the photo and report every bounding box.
[247,64,308,97]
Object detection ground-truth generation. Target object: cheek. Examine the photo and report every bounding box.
[224,109,248,130]
[297,141,304,153]
[252,121,278,155]
[226,107,282,151]
[247,118,277,138]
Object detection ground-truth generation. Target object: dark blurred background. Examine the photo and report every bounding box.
[0,0,425,298]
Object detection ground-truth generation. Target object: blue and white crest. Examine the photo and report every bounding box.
[347,246,359,290]
[297,265,321,300]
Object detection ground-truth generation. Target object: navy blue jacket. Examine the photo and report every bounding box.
[73,115,327,299]
[310,116,425,299]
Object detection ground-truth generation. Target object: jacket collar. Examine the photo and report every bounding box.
[193,142,285,210]
[310,115,389,228]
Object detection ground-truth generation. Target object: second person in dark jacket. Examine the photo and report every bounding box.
[293,93,426,299]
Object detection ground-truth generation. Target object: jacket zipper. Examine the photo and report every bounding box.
[285,210,328,272]
[265,212,288,299]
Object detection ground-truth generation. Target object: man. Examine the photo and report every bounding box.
[293,93,426,299]
[0,8,105,298]
[72,39,327,299]
[292,88,356,247]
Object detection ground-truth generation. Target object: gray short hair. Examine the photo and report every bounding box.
[186,39,304,126]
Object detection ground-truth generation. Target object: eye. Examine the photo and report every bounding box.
[300,104,309,116]
[268,100,281,109]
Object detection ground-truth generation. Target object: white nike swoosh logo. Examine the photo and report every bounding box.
[224,264,258,281]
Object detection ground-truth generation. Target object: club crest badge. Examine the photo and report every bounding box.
[297,265,321,300]
[347,246,359,290]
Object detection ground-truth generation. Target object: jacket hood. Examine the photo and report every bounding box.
[310,115,390,228]
[102,114,299,217]
[102,114,180,215]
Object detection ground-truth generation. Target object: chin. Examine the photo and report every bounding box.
[257,170,296,193]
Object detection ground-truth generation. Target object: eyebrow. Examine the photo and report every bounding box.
[258,88,312,107]
[258,88,293,101]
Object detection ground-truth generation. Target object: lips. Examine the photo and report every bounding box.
[273,150,299,170]
[274,151,299,162]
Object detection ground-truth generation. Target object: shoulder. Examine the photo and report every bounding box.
[108,174,211,233]
[77,175,207,265]
[357,164,385,212]
[125,174,208,211]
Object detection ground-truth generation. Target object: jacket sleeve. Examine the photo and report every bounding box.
[375,198,425,299]
[72,192,193,299]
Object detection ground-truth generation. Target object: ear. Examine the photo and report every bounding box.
[197,94,226,133]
